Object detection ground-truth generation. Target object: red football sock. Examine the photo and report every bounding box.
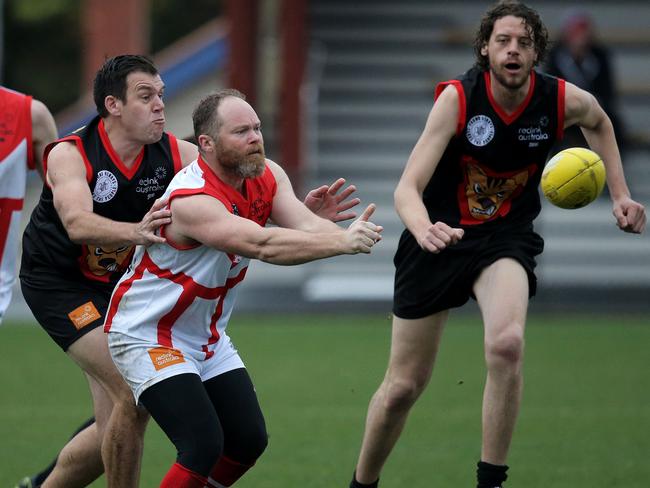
[206,456,254,487]
[160,462,208,488]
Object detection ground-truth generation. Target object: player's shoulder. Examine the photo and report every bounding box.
[435,67,478,104]
[30,98,52,120]
[0,85,28,100]
[175,138,199,167]
[563,81,594,115]
[47,138,83,162]
[436,83,461,103]
[257,158,279,180]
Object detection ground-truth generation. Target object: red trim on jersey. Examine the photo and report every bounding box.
[125,252,245,352]
[104,256,148,332]
[202,265,248,360]
[163,186,222,250]
[169,186,231,212]
[159,222,201,251]
[98,119,144,180]
[0,88,33,167]
[556,78,566,141]
[196,155,248,210]
[435,80,466,136]
[44,136,94,187]
[25,95,35,169]
[484,70,536,125]
[167,133,183,174]
[196,155,277,224]
[0,198,24,266]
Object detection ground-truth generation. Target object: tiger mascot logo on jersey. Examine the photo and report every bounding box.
[80,244,134,280]
[458,157,534,225]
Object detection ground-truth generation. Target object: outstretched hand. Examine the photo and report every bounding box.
[344,203,383,254]
[304,178,361,223]
[134,198,171,246]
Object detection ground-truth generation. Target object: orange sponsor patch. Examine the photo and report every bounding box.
[67,301,102,330]
[148,347,186,371]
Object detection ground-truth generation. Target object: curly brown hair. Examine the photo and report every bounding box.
[473,1,548,70]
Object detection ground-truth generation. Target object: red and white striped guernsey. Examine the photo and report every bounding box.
[0,87,34,322]
[105,156,277,360]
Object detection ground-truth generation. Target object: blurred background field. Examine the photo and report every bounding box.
[1,312,649,487]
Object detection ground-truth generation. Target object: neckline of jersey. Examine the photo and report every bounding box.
[483,70,536,125]
[98,119,145,180]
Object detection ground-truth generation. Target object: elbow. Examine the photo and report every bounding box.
[65,227,86,245]
[255,242,299,266]
[61,215,86,244]
[253,241,269,262]
[247,234,275,263]
[394,184,409,213]
[393,185,402,211]
[256,248,288,265]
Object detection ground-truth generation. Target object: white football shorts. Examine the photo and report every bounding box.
[108,331,245,403]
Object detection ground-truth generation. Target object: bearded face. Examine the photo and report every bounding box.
[215,141,266,179]
[483,16,538,91]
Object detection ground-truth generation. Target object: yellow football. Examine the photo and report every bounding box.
[541,147,606,209]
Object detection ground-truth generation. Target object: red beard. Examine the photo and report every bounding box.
[216,144,266,179]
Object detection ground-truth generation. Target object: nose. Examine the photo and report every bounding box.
[507,39,520,54]
[154,95,165,111]
[249,130,262,143]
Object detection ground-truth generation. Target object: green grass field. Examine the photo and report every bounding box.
[1,312,649,487]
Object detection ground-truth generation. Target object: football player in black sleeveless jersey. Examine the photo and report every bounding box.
[349,3,645,488]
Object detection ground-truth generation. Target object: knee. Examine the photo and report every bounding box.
[381,375,428,413]
[226,419,268,463]
[485,328,525,369]
[178,423,224,475]
[112,397,149,428]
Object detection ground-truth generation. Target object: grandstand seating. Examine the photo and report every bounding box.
[296,0,650,309]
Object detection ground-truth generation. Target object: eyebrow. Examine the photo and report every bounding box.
[495,33,532,40]
[135,83,165,92]
[232,121,260,130]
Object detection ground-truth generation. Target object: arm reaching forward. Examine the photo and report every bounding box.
[166,194,382,266]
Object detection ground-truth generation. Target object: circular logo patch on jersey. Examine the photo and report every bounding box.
[92,170,118,203]
[154,166,167,180]
[466,115,495,147]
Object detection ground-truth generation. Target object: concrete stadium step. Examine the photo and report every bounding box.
[315,155,407,176]
[305,0,650,305]
[312,28,449,45]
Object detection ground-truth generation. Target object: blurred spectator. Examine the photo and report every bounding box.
[545,9,626,153]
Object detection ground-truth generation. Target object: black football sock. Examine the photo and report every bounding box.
[476,460,508,488]
[349,471,379,488]
[33,417,96,485]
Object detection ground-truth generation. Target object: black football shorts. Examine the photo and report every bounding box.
[393,225,544,319]
[20,270,112,351]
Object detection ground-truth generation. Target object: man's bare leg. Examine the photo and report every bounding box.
[473,258,529,487]
[54,327,149,488]
[353,311,447,484]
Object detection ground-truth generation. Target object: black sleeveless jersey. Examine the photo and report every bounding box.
[423,67,565,235]
[21,115,182,289]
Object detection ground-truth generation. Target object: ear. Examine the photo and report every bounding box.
[105,95,121,116]
[480,43,488,57]
[197,134,214,153]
